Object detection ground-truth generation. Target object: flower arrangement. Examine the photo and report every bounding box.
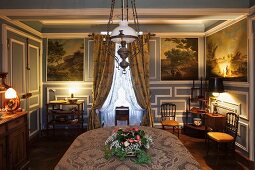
[104,127,153,164]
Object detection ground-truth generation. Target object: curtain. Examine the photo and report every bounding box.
[88,34,115,130]
[129,34,154,127]
[100,44,144,126]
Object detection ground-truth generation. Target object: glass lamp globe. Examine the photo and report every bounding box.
[111,20,138,43]
[5,88,17,99]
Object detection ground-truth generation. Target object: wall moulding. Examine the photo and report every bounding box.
[42,33,89,38]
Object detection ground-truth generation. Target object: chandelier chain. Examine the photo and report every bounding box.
[131,0,140,33]
[126,0,129,21]
[107,0,115,35]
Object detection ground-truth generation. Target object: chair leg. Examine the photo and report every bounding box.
[173,126,175,134]
[207,138,210,155]
[177,126,179,138]
[216,143,220,165]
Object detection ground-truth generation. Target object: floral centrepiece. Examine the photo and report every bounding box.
[104,127,153,164]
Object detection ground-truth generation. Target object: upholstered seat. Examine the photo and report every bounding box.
[160,103,180,138]
[162,120,179,126]
[207,132,234,142]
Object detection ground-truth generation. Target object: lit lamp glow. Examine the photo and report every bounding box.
[68,86,78,104]
[4,88,20,113]
[68,86,77,98]
[208,77,224,115]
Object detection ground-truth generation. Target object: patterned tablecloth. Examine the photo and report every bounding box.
[55,126,201,170]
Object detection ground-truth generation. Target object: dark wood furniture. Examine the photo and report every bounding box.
[0,111,29,170]
[184,108,206,132]
[115,106,129,125]
[46,100,84,134]
[205,113,226,132]
[207,112,239,156]
[185,109,226,138]
[160,103,180,138]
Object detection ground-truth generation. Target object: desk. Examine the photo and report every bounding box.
[46,100,84,133]
[55,126,201,170]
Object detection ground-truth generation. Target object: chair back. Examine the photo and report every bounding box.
[225,112,239,140]
[160,103,176,121]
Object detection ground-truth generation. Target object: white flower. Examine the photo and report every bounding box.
[124,141,130,147]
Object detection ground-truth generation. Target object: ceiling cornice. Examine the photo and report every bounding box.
[0,8,249,17]
[205,15,247,36]
[0,16,42,37]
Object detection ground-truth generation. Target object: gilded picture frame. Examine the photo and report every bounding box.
[47,38,84,81]
[206,19,247,82]
[161,38,199,80]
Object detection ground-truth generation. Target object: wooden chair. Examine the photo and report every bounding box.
[160,103,180,138]
[207,112,239,155]
[115,106,129,126]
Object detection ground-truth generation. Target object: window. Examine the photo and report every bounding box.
[100,44,143,126]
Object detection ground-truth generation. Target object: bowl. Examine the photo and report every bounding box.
[193,118,202,126]
[67,98,78,104]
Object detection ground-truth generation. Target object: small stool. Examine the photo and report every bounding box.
[115,106,129,125]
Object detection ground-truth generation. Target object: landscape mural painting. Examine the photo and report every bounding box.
[206,19,247,81]
[47,39,84,81]
[161,38,198,80]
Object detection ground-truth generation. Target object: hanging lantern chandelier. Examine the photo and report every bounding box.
[105,0,143,73]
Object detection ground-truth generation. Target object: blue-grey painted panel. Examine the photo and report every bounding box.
[176,88,191,96]
[85,39,94,81]
[149,40,156,79]
[30,109,38,134]
[11,41,25,94]
[29,96,39,106]
[29,46,39,92]
[0,0,249,9]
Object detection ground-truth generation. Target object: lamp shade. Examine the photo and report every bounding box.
[208,77,224,93]
[5,88,17,99]
[111,20,138,43]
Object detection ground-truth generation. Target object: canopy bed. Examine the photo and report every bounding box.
[55,126,201,170]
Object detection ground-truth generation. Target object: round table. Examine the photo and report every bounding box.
[55,126,201,170]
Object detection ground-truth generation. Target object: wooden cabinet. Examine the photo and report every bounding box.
[0,112,28,170]
[0,135,6,170]
[205,113,226,131]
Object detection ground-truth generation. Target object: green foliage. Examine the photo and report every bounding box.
[135,150,151,164]
[104,127,152,164]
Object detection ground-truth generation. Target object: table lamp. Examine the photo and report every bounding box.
[208,77,224,114]
[4,88,20,113]
[68,86,78,104]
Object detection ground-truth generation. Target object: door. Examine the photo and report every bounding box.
[5,26,42,137]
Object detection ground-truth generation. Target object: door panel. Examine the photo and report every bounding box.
[28,45,40,135]
[10,39,26,95]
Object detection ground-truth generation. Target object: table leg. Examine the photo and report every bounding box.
[46,105,49,136]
